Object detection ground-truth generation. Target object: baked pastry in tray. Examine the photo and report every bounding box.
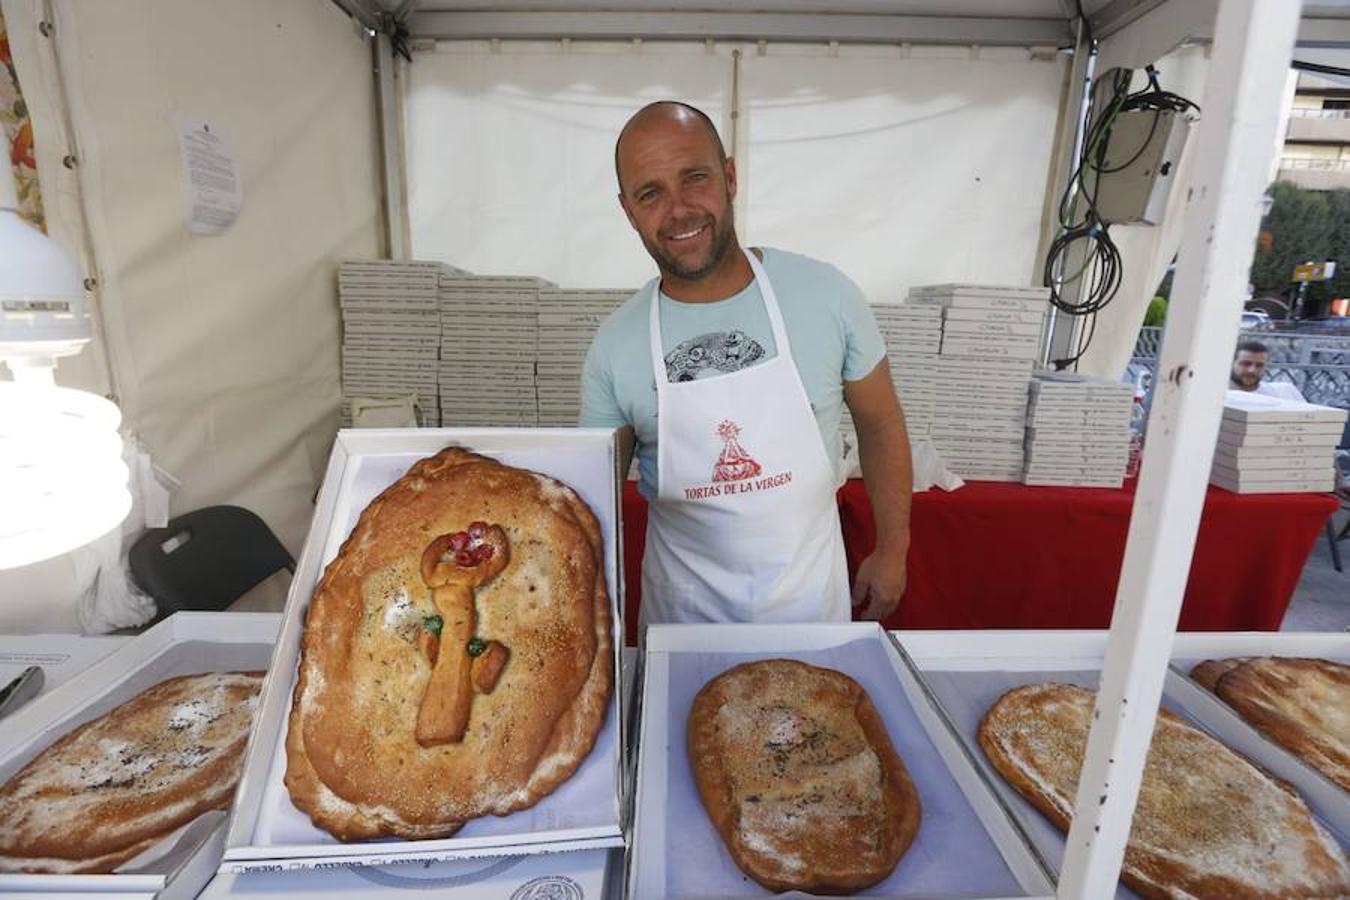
[687,658,921,895]
[979,682,1349,899]
[1187,656,1252,692]
[1194,656,1349,791]
[285,447,613,840]
[0,671,263,874]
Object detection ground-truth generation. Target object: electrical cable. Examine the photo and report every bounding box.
[1043,14,1199,369]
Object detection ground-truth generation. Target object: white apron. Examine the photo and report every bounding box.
[640,251,850,625]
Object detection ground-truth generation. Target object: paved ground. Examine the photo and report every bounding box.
[1281,503,1349,631]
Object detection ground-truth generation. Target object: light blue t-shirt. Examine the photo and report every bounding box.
[579,248,885,498]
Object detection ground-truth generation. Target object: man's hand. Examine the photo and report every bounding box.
[843,359,912,623]
[851,547,907,622]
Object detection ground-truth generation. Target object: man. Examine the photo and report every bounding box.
[579,101,912,625]
[1229,340,1306,402]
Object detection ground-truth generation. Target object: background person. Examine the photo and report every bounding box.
[1229,339,1306,402]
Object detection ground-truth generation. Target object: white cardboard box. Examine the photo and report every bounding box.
[0,612,280,900]
[1209,472,1335,493]
[221,428,626,873]
[943,308,1047,324]
[628,623,1055,899]
[1222,391,1349,423]
[899,630,1350,900]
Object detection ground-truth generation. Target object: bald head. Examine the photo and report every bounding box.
[612,100,741,290]
[614,101,727,192]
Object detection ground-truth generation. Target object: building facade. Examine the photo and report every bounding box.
[1280,71,1350,191]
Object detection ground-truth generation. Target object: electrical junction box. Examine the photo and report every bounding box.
[1093,109,1191,226]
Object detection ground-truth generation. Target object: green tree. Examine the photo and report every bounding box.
[1251,182,1334,307]
[1321,189,1350,305]
[1143,296,1167,326]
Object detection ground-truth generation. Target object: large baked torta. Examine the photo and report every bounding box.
[978,683,1349,899]
[687,659,920,895]
[0,671,263,873]
[285,447,613,839]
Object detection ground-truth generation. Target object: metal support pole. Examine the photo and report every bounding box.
[1057,0,1302,896]
[1042,13,1097,367]
[374,30,410,261]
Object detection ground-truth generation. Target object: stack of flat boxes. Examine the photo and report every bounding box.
[535,289,632,427]
[1024,372,1134,487]
[1211,392,1349,493]
[439,274,553,427]
[841,304,942,456]
[338,260,461,427]
[908,284,1049,481]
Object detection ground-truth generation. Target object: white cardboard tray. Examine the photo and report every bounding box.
[0,612,280,900]
[200,847,614,899]
[222,428,626,872]
[898,630,1350,900]
[0,634,127,701]
[628,623,1055,899]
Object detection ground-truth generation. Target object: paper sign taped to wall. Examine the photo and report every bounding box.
[176,118,242,235]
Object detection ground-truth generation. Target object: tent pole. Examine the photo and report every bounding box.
[1040,11,1096,367]
[1056,0,1302,896]
[374,31,410,261]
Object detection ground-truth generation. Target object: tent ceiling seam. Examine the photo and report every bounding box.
[404,11,1076,48]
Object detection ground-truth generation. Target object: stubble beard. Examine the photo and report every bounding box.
[644,205,737,283]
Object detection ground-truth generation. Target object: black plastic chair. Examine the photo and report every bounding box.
[129,506,295,618]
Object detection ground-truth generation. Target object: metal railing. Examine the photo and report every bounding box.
[1132,327,1350,413]
[1128,358,1349,409]
[1134,327,1350,363]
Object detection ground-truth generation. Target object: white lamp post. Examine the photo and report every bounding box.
[0,173,130,569]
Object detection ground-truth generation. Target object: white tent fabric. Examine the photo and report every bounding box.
[0,0,382,632]
[407,40,731,288]
[406,40,1064,300]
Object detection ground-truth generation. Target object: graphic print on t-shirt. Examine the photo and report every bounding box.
[664,330,766,382]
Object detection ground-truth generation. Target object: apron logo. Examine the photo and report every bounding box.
[683,420,792,500]
[712,419,762,482]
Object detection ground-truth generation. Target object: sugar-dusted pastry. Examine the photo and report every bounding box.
[1214,657,1350,791]
[0,671,262,873]
[687,659,920,895]
[979,683,1349,899]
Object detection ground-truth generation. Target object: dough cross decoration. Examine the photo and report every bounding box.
[415,521,511,746]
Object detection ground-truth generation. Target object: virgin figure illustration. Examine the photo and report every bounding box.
[711,420,762,482]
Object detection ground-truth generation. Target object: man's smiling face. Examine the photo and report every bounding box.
[616,110,738,283]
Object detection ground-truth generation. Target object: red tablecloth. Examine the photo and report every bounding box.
[620,479,1336,645]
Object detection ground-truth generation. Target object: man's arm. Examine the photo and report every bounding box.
[579,334,638,480]
[617,424,636,481]
[843,358,913,621]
